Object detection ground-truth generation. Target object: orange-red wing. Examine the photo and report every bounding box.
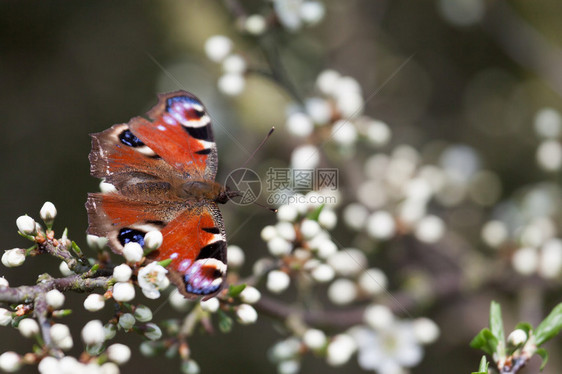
[129,91,218,181]
[151,202,227,299]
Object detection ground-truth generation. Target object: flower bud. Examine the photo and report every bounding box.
[200,297,219,313]
[40,201,57,225]
[113,264,132,282]
[134,305,153,323]
[236,304,258,325]
[239,286,261,304]
[204,35,232,62]
[122,242,143,263]
[112,282,135,302]
[107,343,131,365]
[326,334,356,366]
[266,270,290,294]
[16,215,36,235]
[2,248,26,268]
[18,318,39,338]
[143,231,163,252]
[0,352,21,372]
[507,329,528,347]
[50,323,73,350]
[118,313,135,330]
[81,320,105,345]
[144,323,162,340]
[59,261,74,276]
[227,245,245,268]
[0,277,9,288]
[303,329,327,350]
[0,308,12,326]
[84,294,105,312]
[45,289,65,309]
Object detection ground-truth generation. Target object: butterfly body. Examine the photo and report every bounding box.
[86,91,236,299]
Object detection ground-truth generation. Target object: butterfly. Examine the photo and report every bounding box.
[86,90,238,299]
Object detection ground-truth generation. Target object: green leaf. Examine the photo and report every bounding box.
[471,355,489,374]
[535,303,562,346]
[490,301,505,341]
[71,241,83,256]
[470,328,499,356]
[536,347,549,370]
[307,204,325,221]
[217,310,233,333]
[157,259,173,267]
[228,284,246,298]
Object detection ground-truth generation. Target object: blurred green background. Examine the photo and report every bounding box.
[1,0,561,373]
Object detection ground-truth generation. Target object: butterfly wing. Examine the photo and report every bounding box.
[87,91,227,299]
[86,193,227,298]
[129,91,218,181]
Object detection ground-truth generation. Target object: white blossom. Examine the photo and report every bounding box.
[113,264,133,282]
[364,304,394,330]
[366,211,396,240]
[302,328,327,350]
[218,73,245,96]
[507,329,527,346]
[239,286,261,304]
[0,352,21,373]
[222,54,246,74]
[318,209,337,230]
[138,262,169,299]
[81,320,105,345]
[39,201,57,224]
[326,334,356,366]
[534,108,561,139]
[134,305,153,323]
[107,343,131,365]
[59,261,74,276]
[316,69,340,95]
[260,225,278,241]
[300,219,321,240]
[300,1,325,24]
[112,282,136,302]
[84,294,105,312]
[286,112,314,137]
[267,270,291,293]
[18,318,39,338]
[144,323,162,340]
[236,304,258,324]
[204,35,232,62]
[245,14,267,35]
[122,242,143,263]
[275,221,297,241]
[16,215,36,235]
[0,308,12,326]
[50,323,73,350]
[305,97,331,125]
[268,237,293,257]
[143,231,163,252]
[227,245,245,267]
[45,289,65,309]
[200,297,220,313]
[118,313,135,330]
[277,205,299,222]
[481,220,508,248]
[86,234,108,250]
[366,119,391,146]
[331,120,358,146]
[412,318,440,344]
[291,144,320,169]
[328,278,357,305]
[0,277,8,288]
[327,248,367,277]
[311,263,335,283]
[536,140,562,171]
[38,357,59,373]
[2,248,26,268]
[169,288,191,312]
[415,215,445,243]
[358,268,388,296]
[512,247,539,275]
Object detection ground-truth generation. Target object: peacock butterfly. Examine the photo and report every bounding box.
[86,90,239,299]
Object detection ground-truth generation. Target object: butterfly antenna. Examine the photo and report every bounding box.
[252,201,278,213]
[240,127,275,169]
